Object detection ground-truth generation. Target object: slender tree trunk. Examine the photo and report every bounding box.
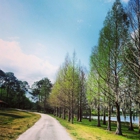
[62,108,66,120]
[128,106,134,131]
[107,104,111,131]
[78,105,82,122]
[53,108,55,116]
[71,99,74,124]
[77,98,82,122]
[115,102,122,135]
[56,107,58,117]
[77,107,79,121]
[97,78,101,127]
[89,108,92,122]
[103,108,106,125]
[59,107,61,118]
[68,109,71,122]
[97,106,101,127]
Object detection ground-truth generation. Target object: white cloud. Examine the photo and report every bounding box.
[0,39,58,86]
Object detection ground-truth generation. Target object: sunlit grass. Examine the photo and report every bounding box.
[51,115,140,140]
[0,109,40,140]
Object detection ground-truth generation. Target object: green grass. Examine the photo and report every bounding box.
[0,108,40,140]
[51,115,140,140]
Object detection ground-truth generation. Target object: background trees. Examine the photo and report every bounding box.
[0,69,33,109]
[49,53,87,124]
[31,78,52,113]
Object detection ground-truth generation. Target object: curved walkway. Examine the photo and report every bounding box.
[17,113,72,140]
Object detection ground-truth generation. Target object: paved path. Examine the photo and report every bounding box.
[17,113,72,140]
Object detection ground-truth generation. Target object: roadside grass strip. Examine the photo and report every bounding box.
[0,109,40,140]
[51,115,140,140]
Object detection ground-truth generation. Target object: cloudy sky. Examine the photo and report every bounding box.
[0,0,129,86]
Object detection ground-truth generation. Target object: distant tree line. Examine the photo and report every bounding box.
[49,53,87,124]
[0,69,33,109]
[31,77,52,113]
[0,69,53,112]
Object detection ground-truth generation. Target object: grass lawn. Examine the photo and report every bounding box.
[0,109,40,140]
[52,115,140,140]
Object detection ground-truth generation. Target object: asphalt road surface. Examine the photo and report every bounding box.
[17,113,72,140]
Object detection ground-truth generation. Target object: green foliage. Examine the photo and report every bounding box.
[49,53,87,123]
[88,0,131,135]
[0,69,34,109]
[31,78,52,113]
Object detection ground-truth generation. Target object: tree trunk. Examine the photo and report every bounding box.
[68,109,71,122]
[79,107,82,122]
[71,107,73,124]
[115,102,122,135]
[89,108,92,122]
[78,105,82,122]
[128,107,134,131]
[63,108,66,120]
[103,108,106,125]
[59,107,61,118]
[56,107,58,117]
[97,77,101,127]
[107,105,111,131]
[77,107,79,121]
[53,107,56,116]
[97,106,101,127]
[71,91,74,124]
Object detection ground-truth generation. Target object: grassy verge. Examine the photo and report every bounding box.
[51,115,140,140]
[0,109,40,140]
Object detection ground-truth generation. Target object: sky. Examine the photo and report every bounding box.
[0,0,129,86]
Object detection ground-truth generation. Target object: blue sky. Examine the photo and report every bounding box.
[0,0,129,86]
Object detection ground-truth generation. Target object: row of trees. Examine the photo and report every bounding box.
[0,69,53,112]
[49,0,140,136]
[87,0,140,135]
[0,69,33,109]
[49,53,87,124]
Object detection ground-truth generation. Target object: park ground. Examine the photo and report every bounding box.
[0,109,140,140]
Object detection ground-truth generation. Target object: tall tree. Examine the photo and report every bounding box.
[89,48,103,127]
[31,78,52,112]
[102,0,129,135]
[126,0,140,133]
[89,0,129,135]
[40,78,52,113]
[77,65,87,122]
